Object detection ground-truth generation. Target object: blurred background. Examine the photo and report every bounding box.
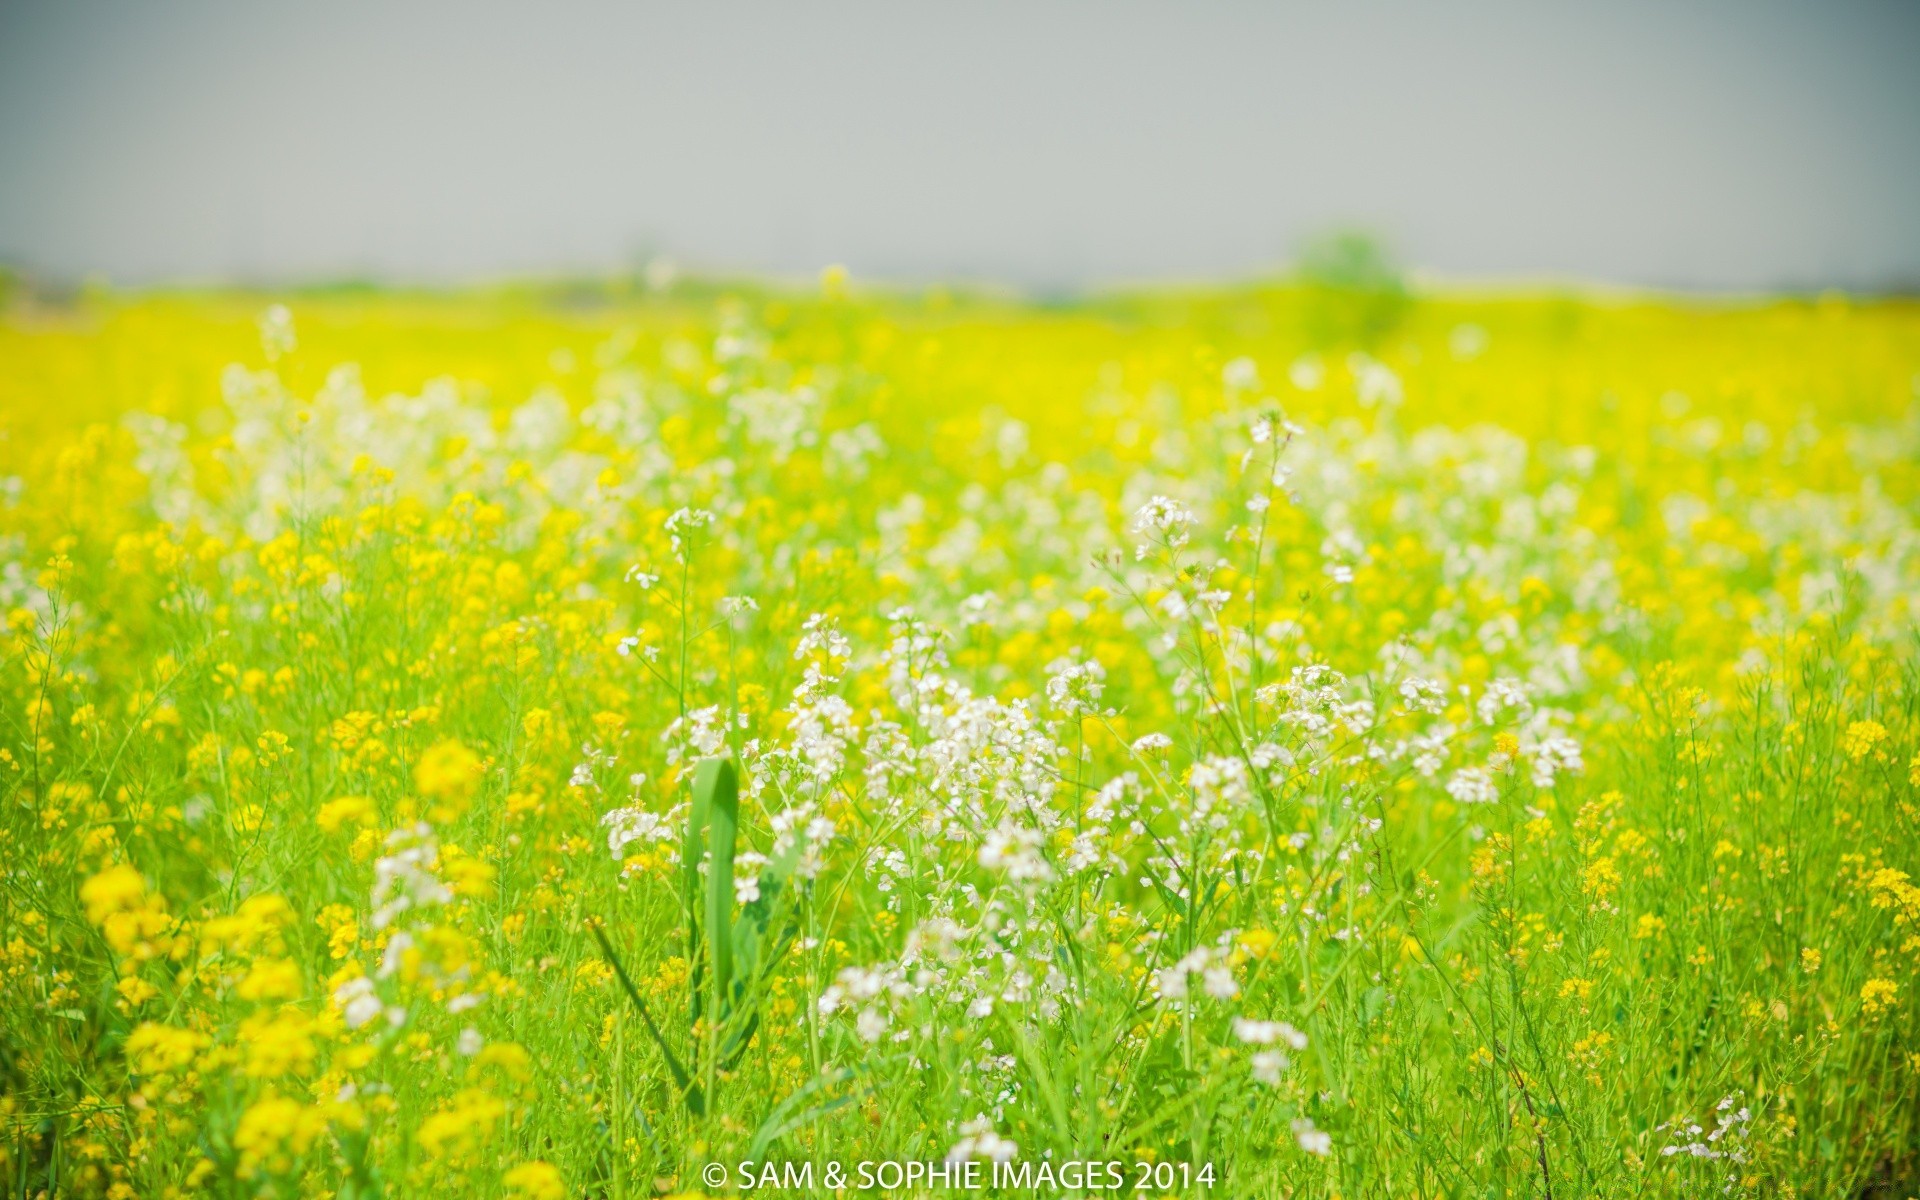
[1,0,1916,293]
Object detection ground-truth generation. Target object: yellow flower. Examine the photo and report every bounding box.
[503,1160,566,1200]
[414,739,483,823]
[1842,720,1887,761]
[236,958,302,1001]
[116,975,161,1008]
[80,864,147,925]
[317,904,360,958]
[1800,947,1822,974]
[415,1088,506,1164]
[1235,928,1278,959]
[1861,978,1899,1018]
[474,1041,533,1083]
[317,794,377,834]
[233,1094,328,1178]
[238,1010,318,1078]
[124,1022,209,1075]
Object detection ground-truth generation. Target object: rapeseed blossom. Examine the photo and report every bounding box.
[2,283,1916,1197]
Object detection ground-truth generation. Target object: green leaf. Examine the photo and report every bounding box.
[696,756,739,1016]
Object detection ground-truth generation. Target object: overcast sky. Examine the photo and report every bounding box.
[2,1,1916,291]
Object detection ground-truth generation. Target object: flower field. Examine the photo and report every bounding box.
[2,278,1918,1197]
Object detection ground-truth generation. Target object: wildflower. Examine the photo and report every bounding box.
[1446,767,1498,805]
[1232,1017,1308,1048]
[1132,495,1195,558]
[233,1094,326,1178]
[1158,946,1235,1002]
[317,794,377,834]
[80,864,147,926]
[415,1089,507,1164]
[1861,978,1899,1017]
[1398,677,1446,714]
[1044,655,1108,716]
[1251,1051,1289,1085]
[236,958,302,1001]
[124,1022,209,1075]
[1526,737,1584,789]
[1842,720,1888,761]
[600,805,677,860]
[475,1041,534,1082]
[1223,356,1260,391]
[1292,1117,1332,1155]
[504,1161,566,1200]
[371,824,453,929]
[414,740,483,822]
[947,1115,1018,1163]
[333,976,385,1029]
[663,507,716,557]
[979,823,1053,883]
[257,304,297,362]
[238,1010,318,1078]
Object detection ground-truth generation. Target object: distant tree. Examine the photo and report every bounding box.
[1296,230,1412,348]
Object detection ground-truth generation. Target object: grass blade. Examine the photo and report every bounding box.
[589,919,706,1116]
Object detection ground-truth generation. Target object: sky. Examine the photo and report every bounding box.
[1,0,1917,292]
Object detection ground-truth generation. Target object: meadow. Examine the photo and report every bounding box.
[1,274,1917,1198]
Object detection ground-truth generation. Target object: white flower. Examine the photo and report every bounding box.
[333,977,383,1029]
[1232,1017,1308,1048]
[1288,356,1324,391]
[1349,354,1402,408]
[1527,736,1584,789]
[1397,677,1446,715]
[947,1116,1019,1164]
[456,1027,484,1056]
[1158,946,1234,1002]
[1044,656,1107,716]
[1293,1117,1332,1155]
[1476,677,1532,725]
[370,825,452,929]
[979,823,1053,883]
[663,507,716,557]
[257,304,296,362]
[1251,1050,1289,1084]
[734,851,769,904]
[1132,495,1195,558]
[1446,767,1498,805]
[600,806,676,859]
[1202,964,1240,1000]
